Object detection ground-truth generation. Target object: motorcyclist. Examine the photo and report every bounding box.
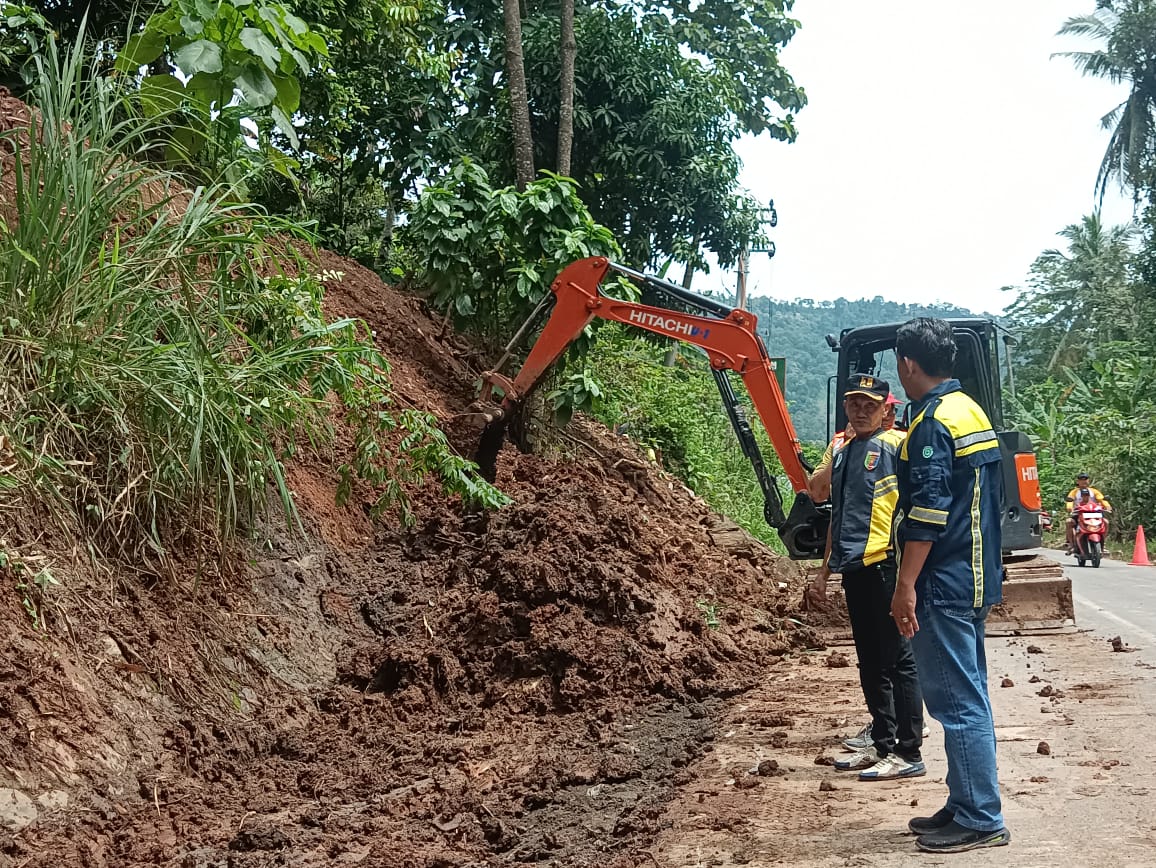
[1065,473,1112,553]
[1070,488,1109,556]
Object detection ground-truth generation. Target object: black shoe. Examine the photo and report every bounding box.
[907,807,954,835]
[916,820,1011,853]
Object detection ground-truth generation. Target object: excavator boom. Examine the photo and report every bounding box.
[474,256,828,559]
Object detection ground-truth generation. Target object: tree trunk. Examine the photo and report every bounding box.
[375,196,397,272]
[557,0,576,176]
[663,234,701,367]
[680,256,697,291]
[503,0,536,189]
[337,155,346,238]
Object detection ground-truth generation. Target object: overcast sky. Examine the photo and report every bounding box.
[705,0,1136,314]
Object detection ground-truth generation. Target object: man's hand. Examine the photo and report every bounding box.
[891,583,918,638]
[813,565,830,598]
[802,566,830,611]
[893,540,932,639]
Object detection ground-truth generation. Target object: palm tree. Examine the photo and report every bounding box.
[1006,214,1139,374]
[1054,4,1156,203]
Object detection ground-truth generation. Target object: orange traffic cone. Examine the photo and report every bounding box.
[1130,525,1152,566]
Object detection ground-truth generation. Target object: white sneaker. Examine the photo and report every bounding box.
[858,754,927,781]
[834,747,879,771]
[843,722,930,750]
[842,723,872,750]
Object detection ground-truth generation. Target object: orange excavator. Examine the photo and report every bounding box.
[472,256,829,559]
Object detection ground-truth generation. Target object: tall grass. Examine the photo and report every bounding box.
[0,36,504,559]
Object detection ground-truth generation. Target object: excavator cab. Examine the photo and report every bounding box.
[828,319,1043,553]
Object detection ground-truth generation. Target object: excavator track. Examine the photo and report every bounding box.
[986,553,1075,635]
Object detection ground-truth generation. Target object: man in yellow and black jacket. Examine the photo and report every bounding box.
[890,317,1010,855]
[817,374,925,782]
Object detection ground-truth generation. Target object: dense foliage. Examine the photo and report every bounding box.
[1003,208,1156,534]
[513,5,793,268]
[0,39,505,560]
[111,0,331,189]
[403,159,619,338]
[997,0,1156,538]
[1003,214,1141,381]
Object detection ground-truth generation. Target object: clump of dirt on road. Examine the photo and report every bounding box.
[0,104,821,868]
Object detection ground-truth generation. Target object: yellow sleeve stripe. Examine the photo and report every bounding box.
[953,431,998,450]
[874,478,899,498]
[909,506,949,525]
[956,440,1001,458]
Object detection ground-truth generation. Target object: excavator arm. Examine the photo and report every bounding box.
[475,256,829,559]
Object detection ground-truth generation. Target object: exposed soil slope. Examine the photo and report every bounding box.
[0,96,820,866]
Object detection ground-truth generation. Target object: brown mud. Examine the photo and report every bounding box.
[0,123,827,866]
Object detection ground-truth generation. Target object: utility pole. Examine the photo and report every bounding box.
[736,249,749,310]
[739,199,778,311]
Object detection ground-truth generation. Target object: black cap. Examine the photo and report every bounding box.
[844,373,890,402]
[1077,472,1090,479]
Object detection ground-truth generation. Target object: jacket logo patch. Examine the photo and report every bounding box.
[922,446,934,459]
[864,451,880,471]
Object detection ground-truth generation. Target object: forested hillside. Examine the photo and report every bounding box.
[747,296,985,442]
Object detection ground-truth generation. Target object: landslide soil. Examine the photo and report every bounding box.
[0,92,821,866]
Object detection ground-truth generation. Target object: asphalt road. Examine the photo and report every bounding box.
[1035,546,1156,649]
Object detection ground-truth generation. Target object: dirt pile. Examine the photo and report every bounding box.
[0,102,821,865]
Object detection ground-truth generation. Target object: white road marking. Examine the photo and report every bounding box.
[1072,591,1156,647]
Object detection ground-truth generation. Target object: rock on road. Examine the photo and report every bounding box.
[648,555,1156,867]
[1036,546,1156,650]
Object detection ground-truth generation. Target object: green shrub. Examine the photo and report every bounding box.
[0,37,504,558]
[404,159,620,342]
[587,327,794,552]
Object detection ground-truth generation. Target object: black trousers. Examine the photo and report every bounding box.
[842,561,924,761]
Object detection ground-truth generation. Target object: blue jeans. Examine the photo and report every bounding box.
[909,596,1004,832]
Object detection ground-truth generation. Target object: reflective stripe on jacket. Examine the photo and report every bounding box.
[830,428,906,573]
[897,379,1004,608]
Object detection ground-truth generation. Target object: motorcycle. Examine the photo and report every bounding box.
[1072,501,1108,568]
[1040,509,1053,532]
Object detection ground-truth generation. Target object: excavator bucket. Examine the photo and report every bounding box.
[475,412,508,483]
[779,493,830,561]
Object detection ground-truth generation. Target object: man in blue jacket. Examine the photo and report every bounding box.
[890,318,1011,854]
